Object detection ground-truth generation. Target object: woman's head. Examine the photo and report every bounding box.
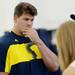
[56,21,75,71]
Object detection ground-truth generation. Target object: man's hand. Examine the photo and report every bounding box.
[22,28,41,43]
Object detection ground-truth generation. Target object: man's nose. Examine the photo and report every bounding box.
[27,20,33,26]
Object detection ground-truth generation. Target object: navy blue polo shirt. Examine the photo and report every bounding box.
[0,31,61,75]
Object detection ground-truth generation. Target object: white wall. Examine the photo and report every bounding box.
[0,0,17,35]
[0,0,75,34]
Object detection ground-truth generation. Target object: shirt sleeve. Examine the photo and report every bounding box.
[0,43,8,72]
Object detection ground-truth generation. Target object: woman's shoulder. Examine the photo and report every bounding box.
[69,60,75,68]
[63,60,75,75]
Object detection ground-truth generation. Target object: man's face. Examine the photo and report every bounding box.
[14,14,34,33]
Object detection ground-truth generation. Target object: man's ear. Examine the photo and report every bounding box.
[14,15,18,23]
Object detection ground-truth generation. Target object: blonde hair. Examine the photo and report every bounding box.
[56,20,75,71]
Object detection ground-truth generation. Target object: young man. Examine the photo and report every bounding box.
[0,2,60,75]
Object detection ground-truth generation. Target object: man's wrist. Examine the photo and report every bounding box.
[33,39,43,45]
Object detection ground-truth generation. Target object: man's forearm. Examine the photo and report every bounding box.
[34,39,59,72]
[0,72,8,75]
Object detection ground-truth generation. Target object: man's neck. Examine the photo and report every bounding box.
[12,27,23,36]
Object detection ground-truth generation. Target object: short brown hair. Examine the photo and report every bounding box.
[14,2,38,17]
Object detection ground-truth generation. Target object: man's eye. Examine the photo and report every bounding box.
[23,18,29,21]
[23,18,34,22]
[31,19,34,22]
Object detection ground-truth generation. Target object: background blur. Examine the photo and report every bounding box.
[0,0,75,35]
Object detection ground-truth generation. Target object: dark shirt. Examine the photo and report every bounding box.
[0,31,61,75]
